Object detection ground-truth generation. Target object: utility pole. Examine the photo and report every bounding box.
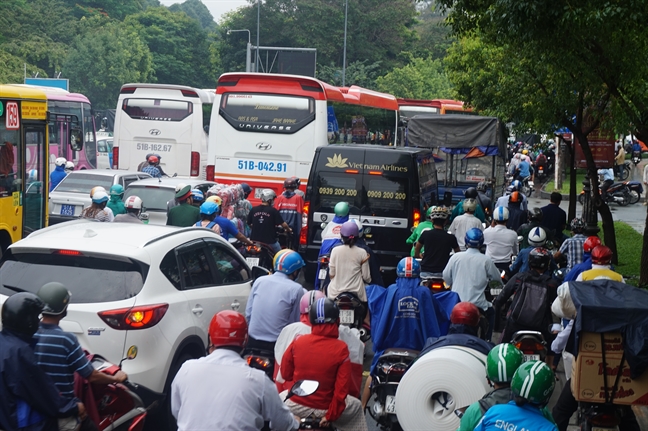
[256,0,261,73]
[342,0,348,86]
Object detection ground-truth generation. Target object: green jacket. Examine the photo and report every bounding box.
[450,200,486,223]
[406,220,433,256]
[167,202,200,227]
[107,196,126,215]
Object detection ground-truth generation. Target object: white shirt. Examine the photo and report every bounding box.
[483,224,519,263]
[443,248,502,311]
[104,207,115,222]
[448,213,483,251]
[171,349,298,431]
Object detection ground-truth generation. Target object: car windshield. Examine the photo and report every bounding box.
[54,173,114,193]
[0,253,147,303]
[124,185,174,211]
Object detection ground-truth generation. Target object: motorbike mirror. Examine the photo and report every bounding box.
[140,212,149,224]
[443,191,453,207]
[320,222,328,230]
[251,266,271,280]
[553,268,566,281]
[286,380,319,401]
[517,235,524,243]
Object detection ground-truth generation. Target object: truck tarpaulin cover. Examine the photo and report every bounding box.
[406,114,508,156]
[568,280,648,378]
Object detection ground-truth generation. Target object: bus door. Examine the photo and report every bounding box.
[23,124,48,235]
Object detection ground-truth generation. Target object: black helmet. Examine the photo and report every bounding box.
[528,207,543,222]
[1,292,44,337]
[529,248,551,271]
[464,187,478,199]
[570,217,585,233]
[37,282,71,316]
[309,298,339,325]
[477,181,487,192]
[283,177,298,190]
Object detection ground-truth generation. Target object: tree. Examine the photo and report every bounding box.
[62,20,153,109]
[375,56,453,99]
[169,0,218,32]
[317,60,382,88]
[0,52,47,84]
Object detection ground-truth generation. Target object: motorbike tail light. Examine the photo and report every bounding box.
[430,281,446,293]
[590,412,620,427]
[413,208,421,228]
[245,355,271,370]
[190,151,200,176]
[319,255,329,265]
[299,202,309,246]
[206,164,215,181]
[514,339,545,353]
[112,147,119,169]
[246,244,261,254]
[98,304,169,330]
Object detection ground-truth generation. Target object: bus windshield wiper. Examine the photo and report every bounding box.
[2,284,26,293]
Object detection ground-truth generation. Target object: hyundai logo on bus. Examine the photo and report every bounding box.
[256,142,272,151]
[149,129,161,136]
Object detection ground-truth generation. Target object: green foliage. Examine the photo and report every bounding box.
[169,0,218,32]
[62,0,146,20]
[0,51,47,84]
[317,60,382,88]
[376,57,453,99]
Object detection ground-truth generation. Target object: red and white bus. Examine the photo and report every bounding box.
[206,73,399,202]
[397,98,475,117]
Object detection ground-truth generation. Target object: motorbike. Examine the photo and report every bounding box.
[577,403,623,431]
[243,347,275,380]
[240,241,275,271]
[420,272,450,294]
[535,165,547,183]
[318,253,331,292]
[368,349,419,431]
[632,150,642,166]
[578,182,631,206]
[285,380,334,430]
[510,331,547,362]
[624,180,644,204]
[617,161,631,181]
[334,292,371,342]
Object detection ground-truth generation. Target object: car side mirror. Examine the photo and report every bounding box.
[70,128,83,151]
[251,265,271,281]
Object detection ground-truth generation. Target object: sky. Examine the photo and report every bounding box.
[159,0,248,23]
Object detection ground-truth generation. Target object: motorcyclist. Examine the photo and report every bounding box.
[0,292,79,431]
[506,191,528,231]
[510,227,556,276]
[171,310,299,431]
[474,361,557,431]
[190,189,204,208]
[515,156,532,182]
[476,181,493,215]
[247,189,292,254]
[496,180,528,212]
[352,219,384,286]
[597,166,615,201]
[167,185,200,227]
[449,187,487,223]
[508,153,522,176]
[137,153,163,172]
[113,195,144,223]
[535,151,547,176]
[194,202,223,234]
[90,186,114,221]
[245,250,306,357]
[361,257,447,409]
[443,228,502,341]
[64,160,75,174]
[142,155,162,178]
[483,206,518,273]
[406,206,435,256]
[80,190,111,222]
[315,201,350,289]
[274,177,304,250]
[415,206,460,274]
[553,218,587,272]
[563,236,601,281]
[576,245,623,282]
[166,183,186,212]
[50,157,67,191]
[281,298,368,431]
[107,184,126,216]
[517,207,548,249]
[540,192,567,243]
[212,201,253,245]
[448,198,483,251]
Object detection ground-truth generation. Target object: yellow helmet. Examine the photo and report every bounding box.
[522,149,528,155]
[206,195,222,206]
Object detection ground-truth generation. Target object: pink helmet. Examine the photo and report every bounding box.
[300,290,326,314]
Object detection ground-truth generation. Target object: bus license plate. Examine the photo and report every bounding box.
[246,257,259,267]
[60,204,75,216]
[490,288,502,296]
[385,395,396,414]
[318,269,327,280]
[340,310,354,325]
[524,354,540,362]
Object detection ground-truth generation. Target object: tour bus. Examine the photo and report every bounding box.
[436,99,475,115]
[112,83,214,177]
[206,73,399,203]
[0,85,83,254]
[397,98,441,119]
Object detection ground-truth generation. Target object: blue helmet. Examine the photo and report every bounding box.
[200,201,219,215]
[191,189,204,202]
[465,228,484,248]
[511,180,522,191]
[397,257,421,278]
[274,250,305,275]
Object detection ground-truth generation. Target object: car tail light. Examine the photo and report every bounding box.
[98,304,169,330]
[514,339,545,353]
[590,412,620,427]
[206,164,215,181]
[54,249,83,256]
[112,147,119,169]
[190,152,200,176]
[413,208,421,228]
[299,202,309,246]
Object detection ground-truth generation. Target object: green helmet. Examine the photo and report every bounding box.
[37,282,71,316]
[486,344,524,383]
[110,184,124,196]
[334,201,350,217]
[511,361,555,405]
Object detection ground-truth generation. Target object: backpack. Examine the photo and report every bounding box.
[508,273,550,328]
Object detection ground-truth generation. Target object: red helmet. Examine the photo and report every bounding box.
[583,236,602,254]
[148,155,159,165]
[591,245,613,265]
[208,311,248,348]
[450,302,481,327]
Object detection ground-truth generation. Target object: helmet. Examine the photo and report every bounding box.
[352,219,364,237]
[463,198,477,212]
[300,290,326,314]
[260,189,276,203]
[283,177,298,190]
[493,206,510,221]
[340,220,359,239]
[273,250,305,275]
[64,161,75,172]
[206,195,222,206]
[37,282,71,316]
[109,184,124,196]
[464,228,484,248]
[291,177,301,187]
[91,190,109,204]
[397,257,421,278]
[241,183,252,196]
[28,169,38,182]
[528,207,543,222]
[1,292,45,337]
[272,249,292,269]
[191,189,204,203]
[591,245,613,265]
[511,180,522,191]
[477,181,487,192]
[527,227,547,247]
[148,155,159,165]
[208,310,248,349]
[334,201,350,217]
[428,206,449,220]
[55,157,67,167]
[174,183,188,193]
[90,186,106,198]
[583,236,602,254]
[522,149,528,155]
[124,195,143,210]
[309,298,339,325]
[510,191,522,203]
[464,187,478,199]
[570,217,585,232]
[486,344,525,384]
[450,302,480,327]
[514,153,521,160]
[511,361,555,405]
[529,248,551,271]
[200,201,219,215]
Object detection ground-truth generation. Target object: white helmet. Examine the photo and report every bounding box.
[493,206,510,221]
[55,157,67,167]
[91,190,109,204]
[28,169,38,182]
[175,183,187,193]
[528,227,547,247]
[90,186,106,198]
[260,189,276,203]
[64,161,75,173]
[124,195,143,210]
[352,219,364,237]
[463,198,477,212]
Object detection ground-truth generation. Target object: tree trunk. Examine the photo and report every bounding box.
[568,142,577,221]
[597,202,618,265]
[640,204,648,288]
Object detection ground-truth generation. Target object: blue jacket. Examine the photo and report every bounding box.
[564,254,592,282]
[474,401,558,431]
[49,165,66,191]
[510,246,557,276]
[367,278,446,374]
[518,160,531,177]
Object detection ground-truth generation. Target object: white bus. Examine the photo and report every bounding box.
[113,83,214,177]
[206,73,399,203]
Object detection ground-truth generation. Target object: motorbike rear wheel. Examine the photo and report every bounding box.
[619,164,631,180]
[629,190,640,204]
[618,191,630,206]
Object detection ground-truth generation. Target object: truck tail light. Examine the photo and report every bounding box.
[413,208,421,228]
[98,304,169,330]
[206,164,215,181]
[299,201,309,246]
[190,152,200,176]
[112,147,119,169]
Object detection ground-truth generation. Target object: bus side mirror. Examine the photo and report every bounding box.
[70,128,83,151]
[443,191,453,207]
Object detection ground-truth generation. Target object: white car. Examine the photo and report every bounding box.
[0,220,254,397]
[49,169,151,224]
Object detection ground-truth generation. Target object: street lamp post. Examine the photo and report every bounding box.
[257,0,260,73]
[342,0,348,86]
[227,29,252,72]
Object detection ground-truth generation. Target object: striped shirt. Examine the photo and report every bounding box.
[558,234,587,271]
[34,323,94,399]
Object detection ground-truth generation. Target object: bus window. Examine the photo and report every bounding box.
[364,176,408,218]
[122,99,193,122]
[328,102,396,145]
[0,128,20,196]
[23,126,46,235]
[84,104,96,167]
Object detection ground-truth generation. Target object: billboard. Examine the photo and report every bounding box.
[24,78,69,91]
[574,129,615,169]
